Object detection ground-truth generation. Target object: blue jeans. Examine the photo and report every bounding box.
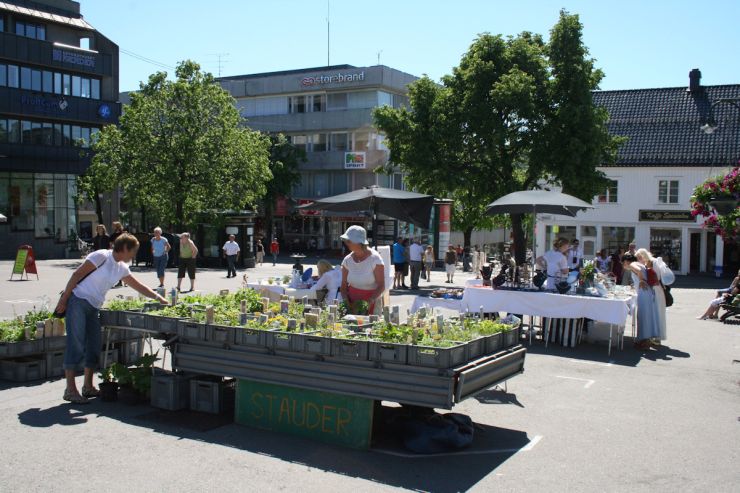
[63,294,102,370]
[153,254,168,279]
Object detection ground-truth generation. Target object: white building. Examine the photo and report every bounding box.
[536,70,738,276]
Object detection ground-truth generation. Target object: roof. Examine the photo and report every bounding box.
[0,1,94,30]
[593,84,740,166]
[217,64,357,81]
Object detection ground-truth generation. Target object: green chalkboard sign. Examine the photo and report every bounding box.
[235,379,374,449]
[12,249,29,276]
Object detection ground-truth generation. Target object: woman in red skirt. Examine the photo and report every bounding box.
[339,226,385,315]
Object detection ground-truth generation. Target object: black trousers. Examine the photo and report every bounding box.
[226,255,237,277]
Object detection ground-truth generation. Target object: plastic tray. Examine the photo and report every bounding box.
[119,310,149,330]
[267,330,318,352]
[0,357,46,382]
[503,325,522,348]
[45,350,65,378]
[484,332,504,353]
[329,337,369,360]
[44,336,67,352]
[464,337,486,361]
[407,342,467,369]
[99,309,119,327]
[176,320,207,342]
[367,341,408,365]
[0,339,45,358]
[205,324,236,348]
[147,315,181,333]
[233,327,274,348]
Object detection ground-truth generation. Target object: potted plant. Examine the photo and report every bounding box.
[98,364,120,402]
[130,352,160,400]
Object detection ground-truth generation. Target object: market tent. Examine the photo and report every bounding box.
[297,186,434,243]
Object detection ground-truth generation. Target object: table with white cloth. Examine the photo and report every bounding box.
[410,296,463,314]
[247,283,316,302]
[461,286,636,354]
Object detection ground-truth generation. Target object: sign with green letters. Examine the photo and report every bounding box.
[235,379,375,449]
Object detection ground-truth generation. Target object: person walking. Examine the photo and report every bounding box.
[392,237,405,290]
[409,237,424,290]
[55,233,168,404]
[223,234,241,278]
[150,227,170,288]
[255,239,265,266]
[444,245,458,283]
[177,232,198,292]
[423,245,435,282]
[270,238,280,266]
[622,252,661,350]
[92,224,110,250]
[339,226,385,315]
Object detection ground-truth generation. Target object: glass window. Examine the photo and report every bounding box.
[601,227,635,254]
[0,16,4,32]
[21,121,31,143]
[8,119,20,143]
[348,91,377,109]
[42,71,53,93]
[658,180,679,204]
[71,76,81,97]
[9,174,34,231]
[91,78,100,99]
[0,119,6,143]
[7,65,19,88]
[54,72,62,94]
[81,127,90,147]
[63,74,71,95]
[378,91,393,107]
[80,78,90,98]
[36,25,45,40]
[71,125,81,145]
[53,123,63,146]
[330,133,349,152]
[314,173,329,197]
[15,21,24,36]
[31,70,41,91]
[20,67,32,89]
[312,94,325,112]
[291,135,307,153]
[310,133,327,152]
[353,132,370,151]
[31,122,42,145]
[63,125,71,146]
[35,176,55,238]
[597,179,618,203]
[327,92,348,110]
[90,127,100,145]
[0,64,6,87]
[42,123,53,146]
[332,173,348,195]
[25,23,36,39]
[289,95,306,114]
[292,172,310,197]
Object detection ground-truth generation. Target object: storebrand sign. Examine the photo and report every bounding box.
[301,71,365,87]
[52,48,96,68]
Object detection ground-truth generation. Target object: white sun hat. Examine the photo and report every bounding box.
[340,225,369,245]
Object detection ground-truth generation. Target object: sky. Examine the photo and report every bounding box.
[80,0,740,93]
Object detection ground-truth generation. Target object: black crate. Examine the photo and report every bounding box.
[484,332,504,354]
[233,327,273,348]
[44,336,67,352]
[0,339,45,358]
[119,311,149,330]
[464,337,486,361]
[45,350,65,378]
[329,337,369,360]
[176,320,207,342]
[189,377,234,414]
[367,341,408,365]
[99,310,119,327]
[151,370,195,411]
[408,342,467,369]
[0,357,46,382]
[205,324,236,347]
[503,325,522,348]
[147,315,181,333]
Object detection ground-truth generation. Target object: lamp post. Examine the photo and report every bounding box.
[700,97,740,134]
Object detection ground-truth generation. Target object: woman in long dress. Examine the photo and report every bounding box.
[622,253,661,350]
[635,248,667,342]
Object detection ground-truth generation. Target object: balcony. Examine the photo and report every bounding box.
[301,149,388,171]
[244,108,376,133]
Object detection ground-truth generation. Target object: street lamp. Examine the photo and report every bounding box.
[700,97,740,134]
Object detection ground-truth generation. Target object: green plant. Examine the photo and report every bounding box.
[0,319,25,343]
[690,166,739,242]
[130,352,159,396]
[581,261,596,282]
[99,364,117,383]
[104,298,147,311]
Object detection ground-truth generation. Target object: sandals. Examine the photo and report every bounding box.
[81,386,100,398]
[63,389,89,404]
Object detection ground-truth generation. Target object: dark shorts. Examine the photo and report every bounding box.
[394,262,405,273]
[178,258,196,279]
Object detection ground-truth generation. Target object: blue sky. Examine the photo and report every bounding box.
[81,0,740,93]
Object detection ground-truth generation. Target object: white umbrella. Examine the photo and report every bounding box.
[0,213,7,223]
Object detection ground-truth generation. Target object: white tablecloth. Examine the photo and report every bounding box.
[247,283,316,302]
[410,296,463,314]
[465,279,483,288]
[461,287,634,326]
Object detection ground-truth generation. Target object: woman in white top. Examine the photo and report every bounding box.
[55,234,168,404]
[312,259,343,303]
[536,238,570,290]
[339,226,385,315]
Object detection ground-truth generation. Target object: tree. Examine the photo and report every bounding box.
[374,11,622,264]
[76,128,120,225]
[93,60,272,230]
[260,133,303,237]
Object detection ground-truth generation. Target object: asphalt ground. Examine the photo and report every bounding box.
[0,258,738,492]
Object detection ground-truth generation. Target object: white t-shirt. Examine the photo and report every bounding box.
[222,240,240,256]
[409,243,424,262]
[567,246,583,268]
[341,250,384,291]
[73,249,131,308]
[543,249,568,290]
[312,267,343,302]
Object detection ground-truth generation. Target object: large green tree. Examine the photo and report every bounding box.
[76,128,119,225]
[260,133,303,237]
[93,60,272,229]
[374,11,622,264]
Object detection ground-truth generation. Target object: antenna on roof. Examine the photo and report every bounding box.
[207,53,230,77]
[326,0,330,66]
[377,50,383,66]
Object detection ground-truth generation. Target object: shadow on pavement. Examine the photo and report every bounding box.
[18,403,93,427]
[474,388,525,408]
[524,338,644,367]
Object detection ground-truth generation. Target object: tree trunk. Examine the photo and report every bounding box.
[94,193,104,226]
[511,213,526,266]
[463,227,473,249]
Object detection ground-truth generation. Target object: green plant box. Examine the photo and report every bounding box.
[176,320,207,342]
[1,339,44,358]
[45,350,65,378]
[329,337,369,360]
[408,342,467,369]
[503,325,521,347]
[234,327,274,348]
[484,332,504,354]
[367,341,408,365]
[268,331,317,352]
[464,337,486,361]
[299,335,332,356]
[147,315,181,333]
[0,357,46,382]
[205,324,236,348]
[120,310,149,330]
[44,336,67,352]
[99,309,119,327]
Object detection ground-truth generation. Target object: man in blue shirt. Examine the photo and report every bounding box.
[392,238,406,289]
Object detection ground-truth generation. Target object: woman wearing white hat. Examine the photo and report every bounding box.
[339,225,385,315]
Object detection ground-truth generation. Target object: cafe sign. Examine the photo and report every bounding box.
[638,210,695,222]
[344,152,366,169]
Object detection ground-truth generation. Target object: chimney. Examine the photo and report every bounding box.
[688,68,702,93]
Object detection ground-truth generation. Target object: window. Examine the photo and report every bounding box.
[598,179,618,203]
[312,94,325,112]
[353,132,370,151]
[288,95,306,114]
[658,180,679,204]
[91,79,100,99]
[15,21,45,40]
[20,67,31,89]
[15,21,24,36]
[7,65,19,88]
[63,125,71,146]
[330,133,349,151]
[31,69,41,91]
[80,127,90,147]
[36,25,45,40]
[81,77,90,98]
[314,173,330,197]
[35,175,55,237]
[310,133,327,152]
[348,91,377,109]
[8,120,20,143]
[53,123,63,146]
[53,72,62,94]
[0,16,4,32]
[327,92,348,110]
[71,76,81,97]
[291,135,307,153]
[378,91,393,107]
[42,122,53,146]
[25,23,36,39]
[9,173,34,231]
[42,71,53,93]
[62,74,71,95]
[0,119,6,143]
[21,121,31,143]
[31,122,42,145]
[71,125,81,145]
[0,64,5,86]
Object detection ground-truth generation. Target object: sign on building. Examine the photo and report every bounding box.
[344,152,366,169]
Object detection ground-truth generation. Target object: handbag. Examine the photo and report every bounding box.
[662,283,674,307]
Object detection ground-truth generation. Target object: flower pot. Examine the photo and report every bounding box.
[99,381,119,402]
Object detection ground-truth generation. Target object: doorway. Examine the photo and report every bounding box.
[689,232,701,272]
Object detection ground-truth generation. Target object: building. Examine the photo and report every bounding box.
[217,64,418,251]
[0,0,120,258]
[536,70,739,276]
